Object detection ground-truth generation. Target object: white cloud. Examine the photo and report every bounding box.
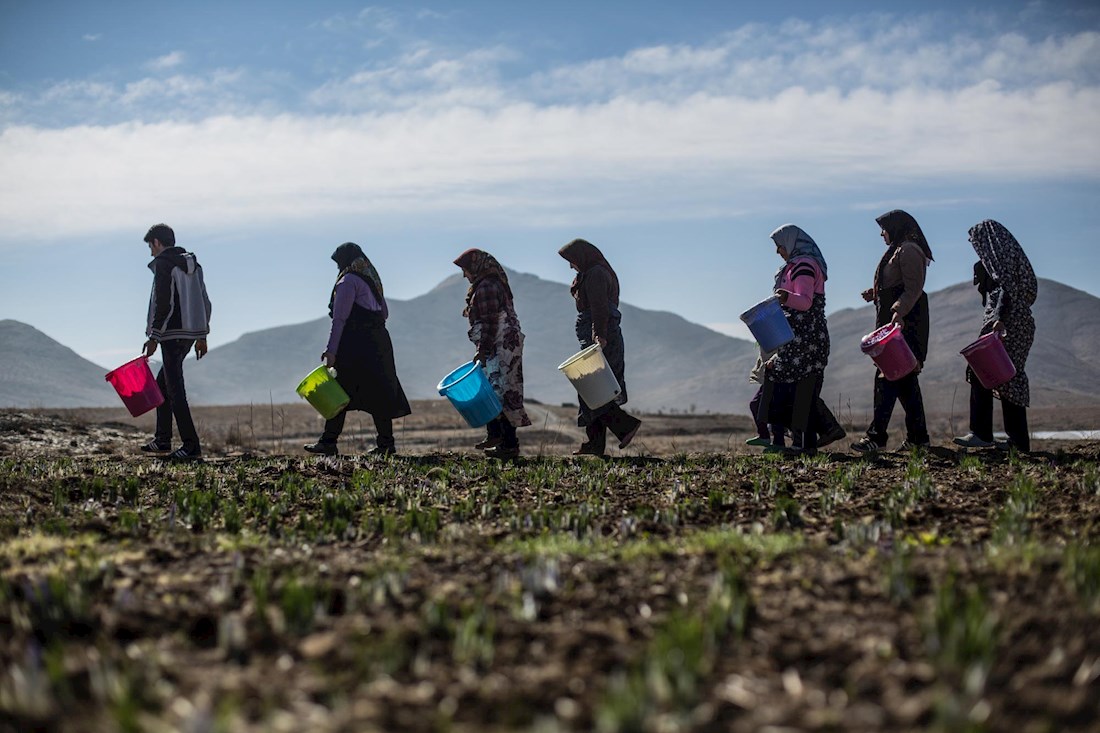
[83,33,102,42]
[147,51,185,71]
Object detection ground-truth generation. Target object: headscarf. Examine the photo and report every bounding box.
[454,248,514,317]
[558,238,620,303]
[875,209,933,261]
[769,224,827,287]
[329,242,385,316]
[967,219,1037,309]
[873,209,932,298]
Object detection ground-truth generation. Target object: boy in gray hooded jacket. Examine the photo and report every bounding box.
[141,223,212,461]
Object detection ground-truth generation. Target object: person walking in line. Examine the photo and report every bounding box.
[141,223,211,462]
[757,224,842,455]
[454,248,532,459]
[851,209,933,453]
[304,243,411,456]
[559,238,642,456]
[746,349,787,448]
[954,220,1037,452]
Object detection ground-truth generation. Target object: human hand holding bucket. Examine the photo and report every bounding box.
[740,295,794,352]
[557,343,621,409]
[437,360,502,428]
[296,364,350,420]
[860,324,918,381]
[960,331,1016,389]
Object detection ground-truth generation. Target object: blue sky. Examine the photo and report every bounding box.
[2,0,1099,368]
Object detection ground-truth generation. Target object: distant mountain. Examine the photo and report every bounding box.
[4,276,1099,415]
[0,320,118,408]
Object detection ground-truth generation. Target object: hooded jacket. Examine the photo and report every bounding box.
[146,247,212,341]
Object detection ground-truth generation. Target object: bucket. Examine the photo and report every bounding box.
[557,343,622,409]
[437,361,503,428]
[740,296,794,352]
[105,356,165,417]
[960,332,1017,389]
[860,324,918,381]
[296,365,351,420]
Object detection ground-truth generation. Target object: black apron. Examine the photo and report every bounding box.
[334,303,411,419]
[877,283,929,364]
[574,308,628,426]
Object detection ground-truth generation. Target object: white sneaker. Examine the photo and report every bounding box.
[953,433,994,448]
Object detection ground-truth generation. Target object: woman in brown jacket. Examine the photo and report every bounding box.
[559,239,642,456]
[851,209,933,452]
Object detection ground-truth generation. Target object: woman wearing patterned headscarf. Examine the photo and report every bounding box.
[453,248,531,458]
[852,209,933,453]
[954,220,1037,452]
[756,224,844,454]
[559,238,642,456]
[304,242,411,456]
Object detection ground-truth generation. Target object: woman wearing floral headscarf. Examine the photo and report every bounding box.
[954,220,1037,452]
[851,209,933,453]
[559,238,642,456]
[453,248,531,458]
[757,224,843,454]
[304,242,411,456]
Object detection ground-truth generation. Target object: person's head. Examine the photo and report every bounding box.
[558,238,604,272]
[769,224,828,278]
[331,242,367,271]
[453,248,486,282]
[875,209,933,260]
[144,223,174,256]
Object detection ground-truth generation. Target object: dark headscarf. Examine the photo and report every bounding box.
[558,238,620,303]
[875,209,933,261]
[329,242,385,316]
[454,248,514,317]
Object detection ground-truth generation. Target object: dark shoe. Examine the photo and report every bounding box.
[485,444,520,460]
[368,443,396,456]
[476,436,503,450]
[141,439,171,453]
[745,436,772,447]
[898,440,930,452]
[850,437,883,454]
[818,425,847,448]
[304,442,338,456]
[163,446,203,462]
[618,421,642,450]
[572,442,606,457]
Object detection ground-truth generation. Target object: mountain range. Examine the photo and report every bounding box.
[2,274,1098,415]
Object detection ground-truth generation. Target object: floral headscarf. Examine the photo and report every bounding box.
[454,248,514,317]
[968,219,1037,314]
[329,242,385,316]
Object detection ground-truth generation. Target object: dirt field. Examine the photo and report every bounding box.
[1,405,1098,732]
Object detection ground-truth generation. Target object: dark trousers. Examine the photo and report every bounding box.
[970,381,1030,452]
[584,404,641,451]
[866,372,929,447]
[320,411,394,449]
[485,415,519,448]
[154,340,200,452]
[761,372,824,452]
[749,386,785,445]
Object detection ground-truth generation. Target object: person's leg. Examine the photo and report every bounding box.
[160,340,200,452]
[814,398,846,447]
[968,381,995,443]
[153,362,174,446]
[1002,400,1030,453]
[897,374,930,445]
[794,374,823,453]
[749,387,769,441]
[372,415,395,452]
[478,416,504,449]
[500,416,518,449]
[578,419,608,454]
[318,410,348,445]
[604,404,642,448]
[865,373,897,447]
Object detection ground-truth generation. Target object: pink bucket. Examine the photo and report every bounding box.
[105,357,165,417]
[860,324,918,381]
[960,332,1017,389]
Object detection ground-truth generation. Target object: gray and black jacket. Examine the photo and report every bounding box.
[146,247,212,341]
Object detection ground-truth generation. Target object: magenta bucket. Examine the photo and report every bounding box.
[960,332,1017,389]
[860,324,918,381]
[105,356,165,417]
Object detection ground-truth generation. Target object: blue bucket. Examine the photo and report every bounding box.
[437,361,503,428]
[740,295,794,352]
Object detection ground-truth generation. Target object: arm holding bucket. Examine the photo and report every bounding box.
[890,243,927,319]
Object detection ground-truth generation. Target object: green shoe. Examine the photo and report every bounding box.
[745,437,772,447]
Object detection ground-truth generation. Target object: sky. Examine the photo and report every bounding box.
[1,0,1099,369]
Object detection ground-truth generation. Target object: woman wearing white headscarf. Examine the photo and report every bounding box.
[954,220,1037,452]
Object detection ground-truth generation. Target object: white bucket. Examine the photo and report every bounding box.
[557,343,622,409]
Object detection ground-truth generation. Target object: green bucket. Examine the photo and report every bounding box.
[296,365,350,420]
